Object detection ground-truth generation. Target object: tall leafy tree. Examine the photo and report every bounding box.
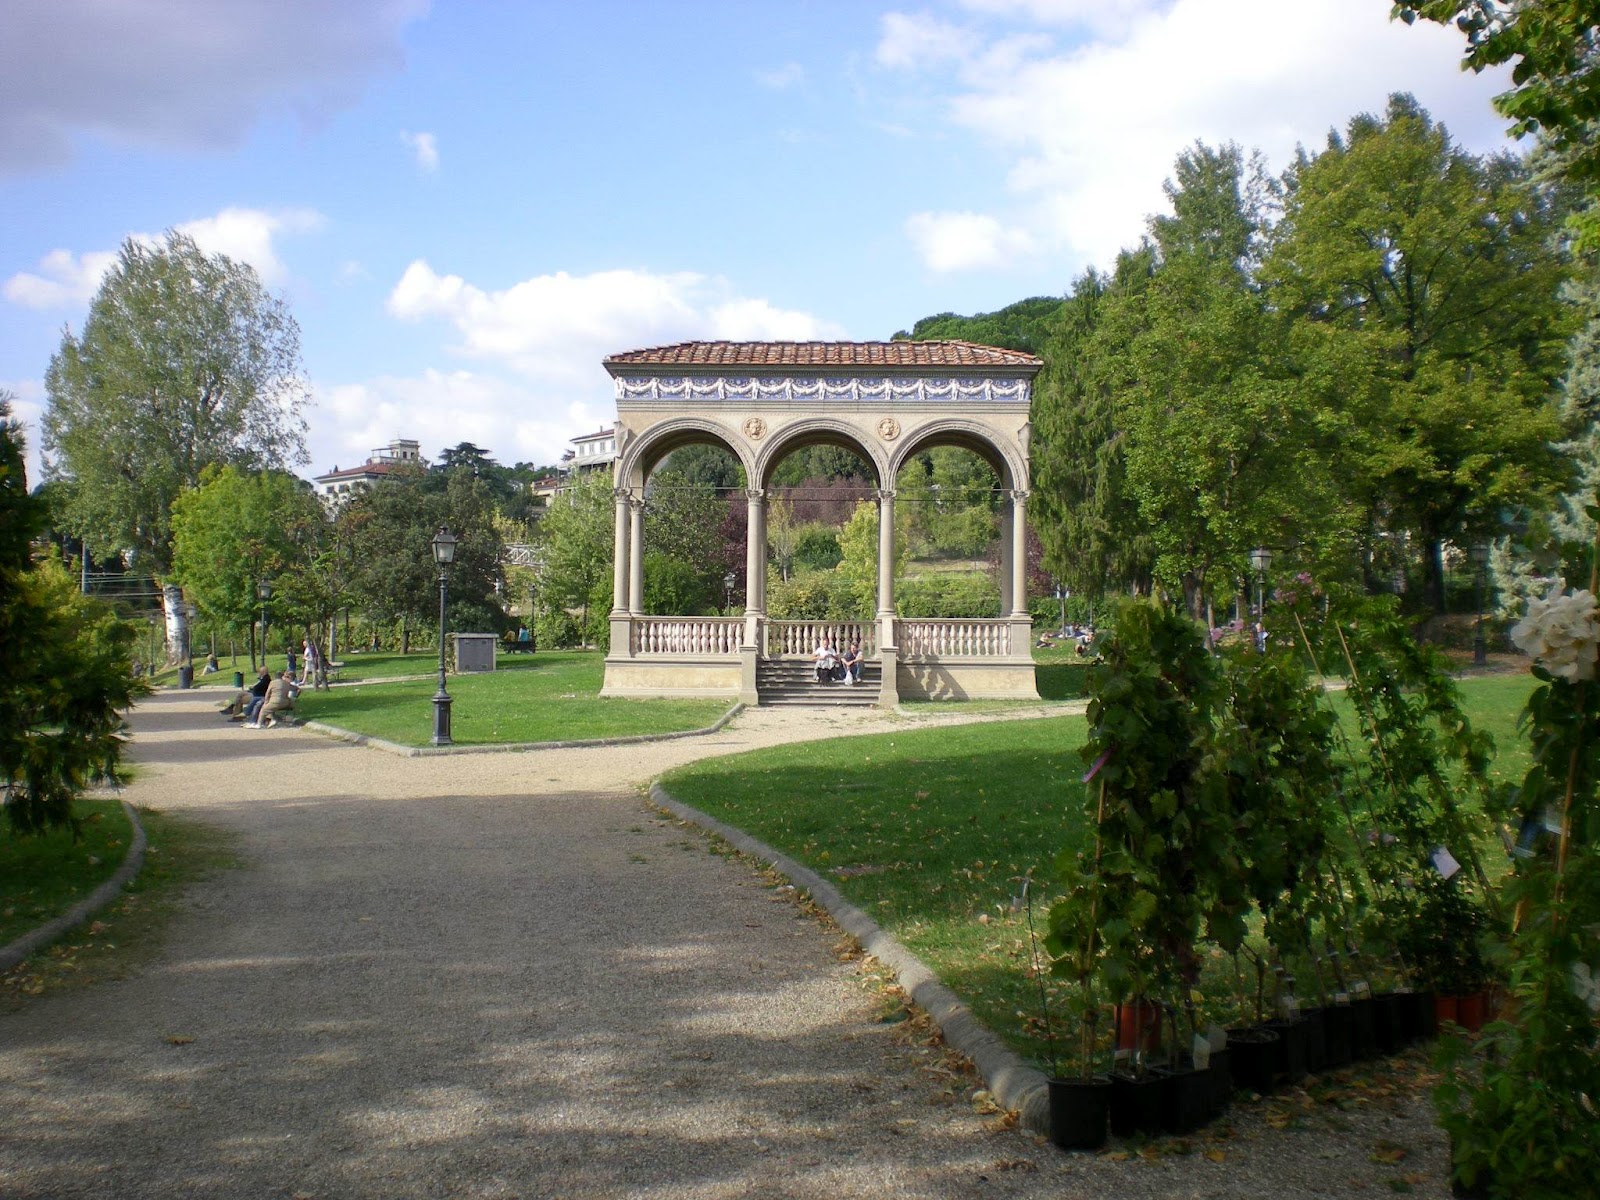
[170,466,327,667]
[2,394,145,835]
[1105,143,1349,617]
[41,231,309,657]
[1268,94,1572,610]
[1397,1,1600,246]
[539,468,614,643]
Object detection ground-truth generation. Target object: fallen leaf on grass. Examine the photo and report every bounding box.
[970,1089,1001,1114]
[1205,1149,1227,1163]
[165,1035,194,1046]
[1371,1141,1408,1164]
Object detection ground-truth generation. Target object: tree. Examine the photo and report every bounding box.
[1,393,145,835]
[539,469,614,644]
[41,231,309,658]
[343,467,506,651]
[836,498,907,616]
[170,466,327,668]
[1268,94,1572,610]
[1397,1,1600,246]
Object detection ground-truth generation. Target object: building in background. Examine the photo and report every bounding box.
[313,438,426,508]
[561,427,617,476]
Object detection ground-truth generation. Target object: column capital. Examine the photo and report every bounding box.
[1010,488,1029,504]
[745,487,766,503]
[629,495,647,513]
[613,485,633,502]
[876,487,896,502]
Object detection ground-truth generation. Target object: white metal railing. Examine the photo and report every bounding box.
[897,618,1011,658]
[763,619,877,659]
[630,616,742,656]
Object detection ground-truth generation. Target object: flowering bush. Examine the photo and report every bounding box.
[1509,581,1600,682]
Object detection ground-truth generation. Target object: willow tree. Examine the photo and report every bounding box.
[42,231,309,660]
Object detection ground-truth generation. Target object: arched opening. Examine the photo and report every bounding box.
[638,443,745,616]
[893,443,1008,620]
[758,430,880,621]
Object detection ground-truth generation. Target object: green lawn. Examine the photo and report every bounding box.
[0,799,133,946]
[294,650,729,747]
[658,672,1540,1073]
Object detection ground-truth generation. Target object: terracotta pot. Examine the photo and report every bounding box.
[1456,991,1487,1033]
[1113,998,1163,1054]
[1434,993,1460,1026]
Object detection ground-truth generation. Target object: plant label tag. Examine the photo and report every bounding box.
[1543,806,1565,835]
[1207,1024,1228,1053]
[1335,992,1349,1006]
[1353,981,1370,1000]
[1192,1033,1211,1070]
[1431,846,1461,880]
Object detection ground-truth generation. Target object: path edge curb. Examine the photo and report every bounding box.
[304,702,746,757]
[650,782,1051,1136]
[0,800,148,974]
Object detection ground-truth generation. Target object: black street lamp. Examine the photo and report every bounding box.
[1469,543,1491,668]
[431,526,457,746]
[181,601,197,689]
[724,570,737,613]
[257,579,273,669]
[1250,547,1273,653]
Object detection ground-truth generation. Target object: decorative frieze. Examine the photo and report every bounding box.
[614,375,1031,405]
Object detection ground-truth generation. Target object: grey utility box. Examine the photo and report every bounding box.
[451,632,498,674]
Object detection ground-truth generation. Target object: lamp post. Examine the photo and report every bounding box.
[1250,547,1273,653]
[724,570,737,613]
[1469,543,1490,668]
[257,579,273,670]
[180,601,197,689]
[431,526,457,746]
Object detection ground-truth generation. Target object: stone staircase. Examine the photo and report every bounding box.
[756,658,881,707]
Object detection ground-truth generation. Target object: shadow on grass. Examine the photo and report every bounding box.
[1035,662,1091,701]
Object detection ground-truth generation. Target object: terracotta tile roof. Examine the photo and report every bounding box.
[313,461,410,483]
[604,340,1042,370]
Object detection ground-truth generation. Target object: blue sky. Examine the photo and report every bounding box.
[2,0,1515,487]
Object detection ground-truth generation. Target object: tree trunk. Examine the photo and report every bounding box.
[1422,535,1447,615]
[401,617,410,655]
[162,584,188,666]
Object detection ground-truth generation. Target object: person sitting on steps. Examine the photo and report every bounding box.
[841,639,864,685]
[812,637,840,683]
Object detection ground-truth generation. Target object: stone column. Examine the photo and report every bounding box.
[744,487,766,647]
[876,488,897,648]
[998,504,1014,616]
[611,487,631,614]
[1010,489,1029,618]
[628,496,646,615]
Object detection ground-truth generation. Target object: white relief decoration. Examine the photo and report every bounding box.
[742,416,767,440]
[615,375,1030,404]
[877,417,901,441]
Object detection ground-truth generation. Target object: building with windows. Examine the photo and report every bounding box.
[561,427,617,474]
[312,438,426,508]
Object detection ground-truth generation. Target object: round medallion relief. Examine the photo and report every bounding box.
[742,416,767,440]
[877,416,901,441]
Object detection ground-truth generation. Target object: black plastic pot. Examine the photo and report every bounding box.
[1109,1071,1169,1139]
[1372,993,1402,1055]
[233,670,244,688]
[1160,1065,1213,1135]
[1322,1004,1353,1068]
[1207,1048,1232,1119]
[1300,1007,1328,1074]
[1226,1027,1280,1096]
[1264,1018,1309,1085]
[1047,1076,1112,1151]
[1396,989,1436,1043]
[1350,996,1378,1060]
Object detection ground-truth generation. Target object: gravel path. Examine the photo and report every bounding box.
[0,690,1453,1198]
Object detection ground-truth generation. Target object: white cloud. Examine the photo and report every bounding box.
[755,63,806,90]
[314,368,584,472]
[0,0,428,173]
[2,248,118,309]
[879,0,1515,272]
[401,129,439,171]
[386,261,843,382]
[174,207,325,286]
[876,12,973,70]
[3,206,325,309]
[905,210,1034,272]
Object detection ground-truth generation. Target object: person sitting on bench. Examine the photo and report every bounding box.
[249,671,299,728]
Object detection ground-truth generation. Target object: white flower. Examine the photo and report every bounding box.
[1511,582,1600,682]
